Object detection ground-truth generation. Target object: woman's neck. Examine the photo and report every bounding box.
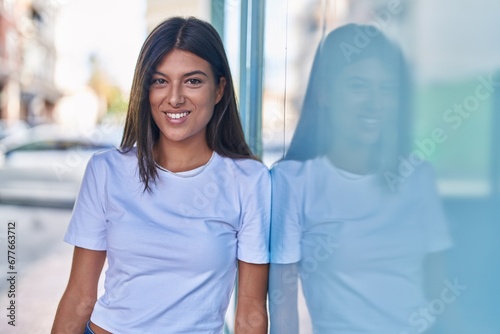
[327,141,376,175]
[154,139,213,173]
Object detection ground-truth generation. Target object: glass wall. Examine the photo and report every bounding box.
[261,1,500,333]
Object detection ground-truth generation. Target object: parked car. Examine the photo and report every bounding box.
[0,120,29,140]
[0,124,122,207]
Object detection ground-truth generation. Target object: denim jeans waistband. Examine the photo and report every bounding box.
[84,321,95,334]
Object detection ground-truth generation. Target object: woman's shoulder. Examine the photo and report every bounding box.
[270,156,323,178]
[90,146,137,169]
[394,159,437,184]
[215,154,270,180]
[408,160,439,188]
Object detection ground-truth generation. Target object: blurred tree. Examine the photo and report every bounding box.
[88,54,128,117]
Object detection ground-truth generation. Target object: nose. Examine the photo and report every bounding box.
[168,83,185,107]
[365,88,383,114]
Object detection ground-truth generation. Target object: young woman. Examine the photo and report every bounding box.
[269,24,452,333]
[52,17,270,334]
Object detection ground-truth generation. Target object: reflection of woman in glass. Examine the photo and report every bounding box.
[269,24,452,334]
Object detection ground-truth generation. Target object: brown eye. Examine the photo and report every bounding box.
[152,78,167,85]
[186,78,202,85]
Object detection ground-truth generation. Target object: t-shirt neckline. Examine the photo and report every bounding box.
[155,151,216,178]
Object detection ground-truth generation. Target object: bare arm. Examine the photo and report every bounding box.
[235,261,269,334]
[424,250,467,332]
[268,263,299,334]
[51,247,106,334]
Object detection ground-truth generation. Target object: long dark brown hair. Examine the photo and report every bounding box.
[121,16,254,191]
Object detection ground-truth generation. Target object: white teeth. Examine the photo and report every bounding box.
[166,111,190,119]
[359,117,379,125]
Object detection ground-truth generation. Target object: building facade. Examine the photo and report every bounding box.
[0,0,60,126]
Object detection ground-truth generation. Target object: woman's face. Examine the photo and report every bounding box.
[327,57,399,148]
[149,49,225,147]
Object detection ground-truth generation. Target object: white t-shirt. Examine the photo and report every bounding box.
[270,156,452,334]
[64,148,271,334]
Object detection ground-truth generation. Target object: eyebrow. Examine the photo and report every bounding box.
[153,70,208,78]
[346,76,369,82]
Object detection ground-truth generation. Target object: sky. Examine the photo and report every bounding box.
[54,0,147,93]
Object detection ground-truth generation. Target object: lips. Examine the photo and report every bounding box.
[357,115,381,128]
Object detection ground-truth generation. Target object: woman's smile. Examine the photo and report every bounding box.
[163,110,192,124]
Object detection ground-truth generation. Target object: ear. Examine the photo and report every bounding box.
[215,77,226,104]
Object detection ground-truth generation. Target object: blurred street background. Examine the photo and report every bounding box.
[0,205,73,333]
[0,0,499,333]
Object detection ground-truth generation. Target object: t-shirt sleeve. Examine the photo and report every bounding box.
[237,165,271,264]
[64,154,107,250]
[269,163,302,264]
[418,163,453,253]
